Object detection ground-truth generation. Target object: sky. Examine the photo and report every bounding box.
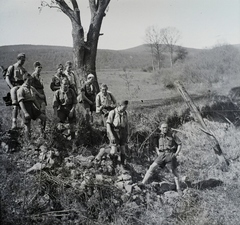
[0,0,240,50]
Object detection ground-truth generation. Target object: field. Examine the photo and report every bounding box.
[1,44,240,224]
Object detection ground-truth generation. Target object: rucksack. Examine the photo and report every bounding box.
[1,65,14,80]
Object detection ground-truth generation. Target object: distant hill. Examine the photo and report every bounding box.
[0,44,201,72]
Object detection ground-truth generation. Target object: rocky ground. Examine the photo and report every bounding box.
[1,96,240,225]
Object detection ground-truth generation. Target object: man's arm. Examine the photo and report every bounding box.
[52,91,60,116]
[106,111,116,142]
[95,94,103,113]
[82,90,93,104]
[175,144,182,157]
[5,66,14,88]
[17,89,30,119]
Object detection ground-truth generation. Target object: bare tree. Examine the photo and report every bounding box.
[161,27,180,68]
[40,0,111,92]
[145,26,165,71]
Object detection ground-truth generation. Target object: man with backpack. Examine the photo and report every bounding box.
[5,53,28,129]
[17,73,47,140]
[96,83,117,126]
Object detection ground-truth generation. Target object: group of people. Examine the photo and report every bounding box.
[3,53,183,192]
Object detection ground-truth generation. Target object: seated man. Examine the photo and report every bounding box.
[94,100,129,168]
[17,74,47,140]
[141,122,182,193]
[96,83,117,126]
[53,78,77,139]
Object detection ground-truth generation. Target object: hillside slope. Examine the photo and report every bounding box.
[0,44,200,71]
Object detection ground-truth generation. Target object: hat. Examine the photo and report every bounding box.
[57,64,63,69]
[65,61,72,66]
[120,100,129,106]
[87,74,95,79]
[17,53,25,59]
[34,61,41,68]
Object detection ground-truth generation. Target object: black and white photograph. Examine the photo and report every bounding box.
[0,0,240,224]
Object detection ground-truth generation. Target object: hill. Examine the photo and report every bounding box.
[0,44,200,72]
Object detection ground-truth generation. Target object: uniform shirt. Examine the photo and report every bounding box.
[81,82,96,102]
[106,108,128,129]
[53,88,77,109]
[96,91,116,113]
[157,131,181,152]
[31,72,45,95]
[6,63,27,83]
[17,84,38,103]
[50,73,68,91]
[64,70,76,87]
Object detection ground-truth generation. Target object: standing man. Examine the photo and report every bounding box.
[5,53,28,129]
[80,74,96,123]
[64,61,77,94]
[31,61,47,115]
[103,100,129,168]
[17,74,46,140]
[141,121,182,193]
[53,78,77,139]
[96,84,117,126]
[50,64,67,92]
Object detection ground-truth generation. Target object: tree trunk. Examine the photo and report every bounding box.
[52,0,111,94]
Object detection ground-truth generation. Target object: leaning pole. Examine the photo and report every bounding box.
[174,80,229,170]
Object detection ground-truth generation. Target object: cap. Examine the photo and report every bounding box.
[17,53,25,60]
[87,74,95,79]
[33,61,41,68]
[160,121,168,128]
[65,61,72,66]
[120,100,129,106]
[57,64,63,69]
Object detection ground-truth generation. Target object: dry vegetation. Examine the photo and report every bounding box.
[1,44,240,224]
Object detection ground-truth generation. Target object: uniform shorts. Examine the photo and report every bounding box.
[108,128,128,147]
[154,151,178,170]
[57,106,76,124]
[83,101,96,112]
[21,101,42,124]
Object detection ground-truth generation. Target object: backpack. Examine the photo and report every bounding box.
[1,65,14,80]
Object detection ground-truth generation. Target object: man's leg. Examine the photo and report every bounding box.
[119,145,126,165]
[95,147,111,161]
[109,145,119,167]
[10,86,20,129]
[11,106,19,129]
[24,121,31,140]
[85,108,91,123]
[171,158,181,193]
[39,114,47,135]
[142,162,159,184]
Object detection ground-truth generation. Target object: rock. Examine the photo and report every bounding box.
[26,162,46,173]
[124,184,133,193]
[191,178,223,190]
[65,162,75,168]
[117,173,132,182]
[39,144,48,153]
[95,174,103,181]
[158,181,176,194]
[121,193,130,203]
[115,181,124,190]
